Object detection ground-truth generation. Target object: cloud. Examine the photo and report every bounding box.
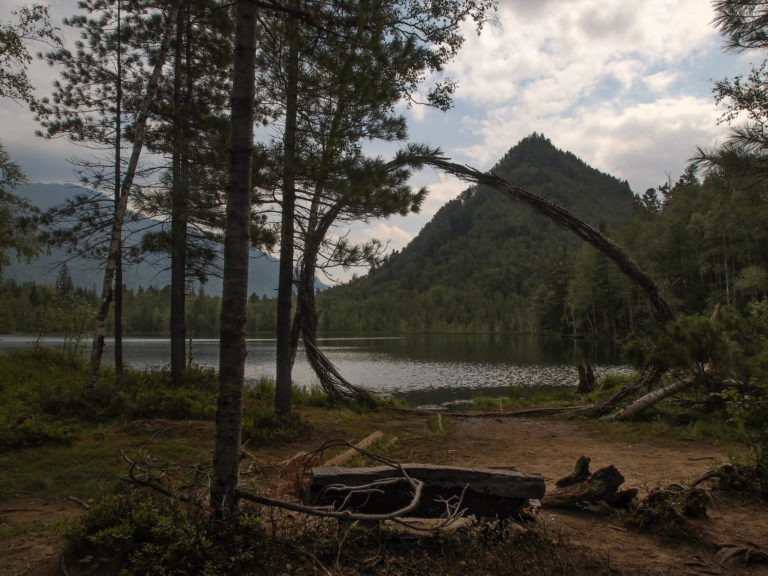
[355,222,413,252]
[454,94,724,193]
[447,0,717,109]
[422,1,743,195]
[420,172,467,214]
[644,70,678,95]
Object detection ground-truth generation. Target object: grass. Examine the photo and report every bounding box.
[472,384,580,412]
[2,346,767,574]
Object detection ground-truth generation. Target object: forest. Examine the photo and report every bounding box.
[317,134,768,337]
[2,0,768,574]
[5,134,767,344]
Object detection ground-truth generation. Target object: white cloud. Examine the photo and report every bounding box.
[455,94,724,194]
[421,172,466,214]
[417,0,746,196]
[644,70,678,95]
[355,222,413,252]
[448,0,717,110]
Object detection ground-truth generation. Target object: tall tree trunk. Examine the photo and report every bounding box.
[170,4,187,384]
[113,0,123,379]
[87,0,181,393]
[210,0,258,521]
[274,4,300,418]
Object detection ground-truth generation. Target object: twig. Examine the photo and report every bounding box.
[65,495,91,510]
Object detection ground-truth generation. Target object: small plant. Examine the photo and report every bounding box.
[241,407,311,445]
[723,380,768,497]
[115,365,219,420]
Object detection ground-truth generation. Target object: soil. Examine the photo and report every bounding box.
[2,412,767,576]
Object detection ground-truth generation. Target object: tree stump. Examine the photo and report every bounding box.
[577,361,596,394]
[543,463,636,510]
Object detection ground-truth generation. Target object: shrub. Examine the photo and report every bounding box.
[114,365,219,420]
[723,380,768,497]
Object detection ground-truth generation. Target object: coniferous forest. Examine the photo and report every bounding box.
[306,133,767,340]
[4,133,768,342]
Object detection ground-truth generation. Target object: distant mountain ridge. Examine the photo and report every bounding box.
[5,183,284,297]
[316,133,638,333]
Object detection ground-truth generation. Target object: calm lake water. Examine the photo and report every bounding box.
[0,334,633,408]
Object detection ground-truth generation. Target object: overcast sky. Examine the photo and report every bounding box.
[0,0,756,280]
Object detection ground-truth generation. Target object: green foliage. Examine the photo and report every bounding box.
[65,493,249,576]
[0,146,41,273]
[317,135,639,335]
[472,385,579,411]
[626,314,733,373]
[115,365,219,420]
[0,347,89,449]
[0,3,61,103]
[723,380,768,495]
[65,487,611,576]
[0,349,223,449]
[0,279,278,337]
[241,406,311,445]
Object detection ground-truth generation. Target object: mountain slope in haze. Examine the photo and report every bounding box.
[4,183,282,297]
[317,133,638,333]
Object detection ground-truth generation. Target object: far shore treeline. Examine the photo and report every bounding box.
[3,135,768,341]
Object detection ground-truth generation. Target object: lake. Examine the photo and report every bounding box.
[0,334,633,408]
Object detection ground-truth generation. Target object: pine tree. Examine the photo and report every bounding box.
[260,0,497,413]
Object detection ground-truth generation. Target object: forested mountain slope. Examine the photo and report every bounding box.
[318,134,638,334]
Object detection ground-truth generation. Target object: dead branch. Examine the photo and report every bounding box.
[383,404,589,419]
[307,463,544,519]
[303,336,378,407]
[237,475,424,523]
[65,495,91,510]
[120,450,209,506]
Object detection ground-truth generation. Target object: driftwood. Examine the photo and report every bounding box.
[600,303,722,421]
[543,459,636,511]
[305,464,545,519]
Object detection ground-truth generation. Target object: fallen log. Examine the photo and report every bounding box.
[305,464,545,519]
[322,431,384,467]
[543,464,636,511]
[601,375,696,422]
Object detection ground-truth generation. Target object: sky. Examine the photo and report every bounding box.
[0,0,757,281]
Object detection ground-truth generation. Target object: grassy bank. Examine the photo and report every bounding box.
[1,347,767,575]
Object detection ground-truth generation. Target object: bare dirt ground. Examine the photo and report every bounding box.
[441,416,768,576]
[1,412,767,575]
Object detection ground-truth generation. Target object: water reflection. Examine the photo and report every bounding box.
[0,334,632,407]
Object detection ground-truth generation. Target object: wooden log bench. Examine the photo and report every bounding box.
[304,463,545,519]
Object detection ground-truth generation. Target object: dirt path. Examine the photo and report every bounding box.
[439,416,768,576]
[0,499,82,576]
[1,413,767,575]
